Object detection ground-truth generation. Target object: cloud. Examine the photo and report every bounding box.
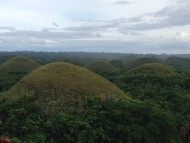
[117,2,190,31]
[0,27,15,32]
[173,31,190,41]
[0,28,103,47]
[52,22,60,28]
[113,1,131,5]
[174,0,189,4]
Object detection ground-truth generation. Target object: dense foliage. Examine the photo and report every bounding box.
[0,96,178,143]
[1,53,190,142]
[0,73,26,92]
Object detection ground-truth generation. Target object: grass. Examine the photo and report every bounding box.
[0,56,41,73]
[8,62,127,112]
[127,63,179,77]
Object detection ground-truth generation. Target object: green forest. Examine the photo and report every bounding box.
[0,52,190,143]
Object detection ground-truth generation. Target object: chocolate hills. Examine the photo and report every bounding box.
[129,57,160,69]
[122,63,182,95]
[109,60,127,69]
[85,61,115,73]
[127,63,178,77]
[8,62,126,112]
[0,56,41,73]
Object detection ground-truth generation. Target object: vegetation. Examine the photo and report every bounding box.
[0,56,41,92]
[8,62,126,113]
[0,73,25,92]
[129,57,160,69]
[166,57,190,69]
[85,61,115,74]
[0,52,190,142]
[118,62,190,142]
[109,60,127,69]
[0,96,178,143]
[0,56,41,73]
[127,63,179,77]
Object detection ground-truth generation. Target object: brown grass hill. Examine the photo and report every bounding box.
[8,62,126,113]
[85,61,115,73]
[0,56,41,73]
[127,63,179,77]
[129,57,160,69]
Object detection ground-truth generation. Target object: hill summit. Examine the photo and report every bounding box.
[0,56,41,73]
[85,61,115,73]
[129,57,160,69]
[8,62,126,112]
[127,63,178,77]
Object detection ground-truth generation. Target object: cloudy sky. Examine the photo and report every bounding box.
[0,0,190,53]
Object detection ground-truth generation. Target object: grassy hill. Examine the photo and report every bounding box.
[120,63,184,100]
[109,60,127,69]
[127,63,179,77]
[0,56,41,73]
[129,57,160,69]
[8,62,126,112]
[85,61,115,73]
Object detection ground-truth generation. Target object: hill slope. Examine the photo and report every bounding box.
[0,56,41,73]
[127,63,178,77]
[85,61,115,73]
[129,57,160,69]
[121,63,183,100]
[8,62,126,112]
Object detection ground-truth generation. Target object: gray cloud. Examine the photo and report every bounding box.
[0,29,102,40]
[174,0,189,4]
[118,2,190,31]
[118,29,145,35]
[52,22,60,28]
[0,27,15,31]
[67,1,190,35]
[113,1,131,5]
[0,28,105,51]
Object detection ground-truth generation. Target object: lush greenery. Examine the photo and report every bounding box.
[0,96,179,143]
[0,72,26,92]
[0,53,190,142]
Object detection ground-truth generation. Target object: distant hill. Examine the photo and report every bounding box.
[85,61,115,73]
[129,57,160,69]
[0,56,41,73]
[127,63,178,77]
[109,60,127,69]
[8,62,126,113]
[121,63,183,99]
[165,57,190,69]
